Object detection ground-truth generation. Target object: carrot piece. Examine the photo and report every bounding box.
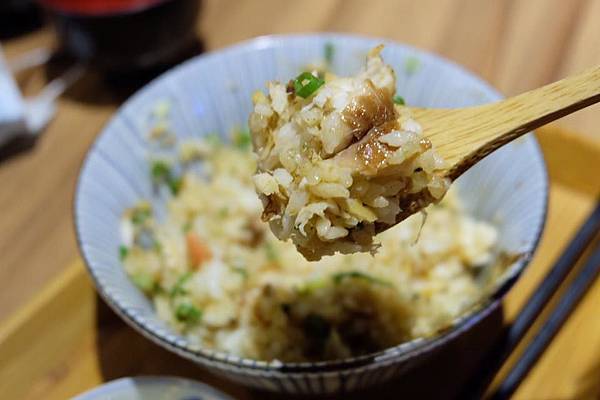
[186,232,212,269]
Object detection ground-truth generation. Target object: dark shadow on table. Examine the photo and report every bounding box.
[573,356,600,400]
[0,135,38,164]
[95,295,505,400]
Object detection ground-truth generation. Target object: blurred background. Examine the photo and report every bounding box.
[0,1,599,398]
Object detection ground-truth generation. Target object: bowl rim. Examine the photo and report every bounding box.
[74,32,549,374]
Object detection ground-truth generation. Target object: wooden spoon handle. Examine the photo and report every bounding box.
[414,65,600,179]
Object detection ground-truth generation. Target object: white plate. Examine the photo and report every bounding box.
[72,376,233,400]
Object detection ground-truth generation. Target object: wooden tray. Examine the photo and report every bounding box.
[1,126,599,400]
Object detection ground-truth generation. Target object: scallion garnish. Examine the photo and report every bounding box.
[151,160,171,182]
[265,242,279,262]
[131,207,151,225]
[205,133,222,146]
[119,245,129,260]
[175,303,202,324]
[393,95,405,106]
[170,272,192,297]
[231,266,248,279]
[131,273,156,293]
[182,221,193,233]
[150,160,182,195]
[168,176,183,195]
[293,72,325,98]
[234,129,252,150]
[332,271,393,287]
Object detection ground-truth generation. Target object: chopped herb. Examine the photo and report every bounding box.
[205,133,222,146]
[131,207,151,225]
[150,160,182,195]
[404,56,420,76]
[296,278,328,295]
[151,160,171,182]
[233,129,252,150]
[393,95,406,106]
[168,176,183,195]
[131,273,156,293]
[175,303,202,324]
[231,266,248,279]
[324,42,334,65]
[265,242,279,262]
[332,271,393,287]
[182,221,193,232]
[293,72,325,98]
[119,245,129,261]
[154,240,163,253]
[218,207,229,218]
[170,272,193,297]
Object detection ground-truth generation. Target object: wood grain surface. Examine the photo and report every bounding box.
[1,126,598,400]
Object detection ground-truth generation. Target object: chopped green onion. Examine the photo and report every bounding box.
[182,221,193,232]
[205,133,222,146]
[168,177,183,195]
[175,303,202,324]
[233,129,252,150]
[404,56,420,76]
[324,43,334,65]
[296,278,328,296]
[265,242,279,262]
[393,95,406,106]
[119,245,129,261]
[218,207,229,218]
[332,271,393,287]
[170,272,193,297]
[293,72,325,98]
[151,160,182,196]
[231,266,248,279]
[151,160,171,182]
[131,273,156,293]
[131,207,151,225]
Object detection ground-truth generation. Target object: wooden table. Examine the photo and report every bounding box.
[1,126,599,400]
[1,1,599,398]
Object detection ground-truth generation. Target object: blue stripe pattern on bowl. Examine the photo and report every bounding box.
[75,33,548,395]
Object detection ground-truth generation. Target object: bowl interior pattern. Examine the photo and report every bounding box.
[75,34,547,378]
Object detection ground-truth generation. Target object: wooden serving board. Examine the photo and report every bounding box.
[1,126,599,400]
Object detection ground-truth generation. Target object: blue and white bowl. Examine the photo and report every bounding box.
[75,34,548,395]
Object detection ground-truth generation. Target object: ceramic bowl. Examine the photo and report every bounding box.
[75,33,548,395]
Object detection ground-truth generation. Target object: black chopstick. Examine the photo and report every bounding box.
[464,200,600,399]
[490,242,600,399]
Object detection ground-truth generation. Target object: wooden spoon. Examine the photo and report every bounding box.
[409,65,600,180]
[332,65,600,232]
